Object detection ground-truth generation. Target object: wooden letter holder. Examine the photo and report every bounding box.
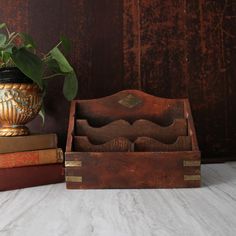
[65,90,201,189]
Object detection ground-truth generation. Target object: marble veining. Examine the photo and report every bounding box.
[0,162,236,236]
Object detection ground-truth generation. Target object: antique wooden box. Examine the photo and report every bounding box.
[65,90,201,189]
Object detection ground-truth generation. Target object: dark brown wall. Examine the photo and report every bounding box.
[0,0,236,161]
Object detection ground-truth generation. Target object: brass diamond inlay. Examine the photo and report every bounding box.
[118,94,142,108]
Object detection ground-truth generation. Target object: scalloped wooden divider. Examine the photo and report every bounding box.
[134,136,192,152]
[76,90,185,125]
[73,136,192,152]
[66,90,201,189]
[75,119,187,144]
[74,137,132,152]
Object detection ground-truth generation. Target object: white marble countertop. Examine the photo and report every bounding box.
[0,162,236,236]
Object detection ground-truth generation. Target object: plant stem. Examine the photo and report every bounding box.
[5,33,20,47]
[42,55,50,61]
[54,41,62,49]
[5,26,11,38]
[42,73,64,80]
[45,41,62,57]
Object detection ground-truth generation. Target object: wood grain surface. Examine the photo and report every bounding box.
[73,136,132,152]
[75,118,187,143]
[134,136,192,152]
[1,0,235,161]
[66,152,200,189]
[66,91,200,189]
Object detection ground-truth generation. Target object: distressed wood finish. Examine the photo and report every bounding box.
[66,90,201,189]
[76,90,185,125]
[123,0,236,161]
[75,119,187,143]
[66,152,200,189]
[73,136,191,152]
[73,136,132,152]
[1,0,235,161]
[134,136,192,152]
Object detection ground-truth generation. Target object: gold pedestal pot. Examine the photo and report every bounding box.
[0,83,42,136]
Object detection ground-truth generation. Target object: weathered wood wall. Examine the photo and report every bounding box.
[0,0,235,161]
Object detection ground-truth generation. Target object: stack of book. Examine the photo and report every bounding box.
[0,134,64,191]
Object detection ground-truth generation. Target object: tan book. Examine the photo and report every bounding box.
[0,148,64,168]
[0,134,57,154]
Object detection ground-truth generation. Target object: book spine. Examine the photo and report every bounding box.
[0,164,64,191]
[0,149,64,169]
[0,134,57,154]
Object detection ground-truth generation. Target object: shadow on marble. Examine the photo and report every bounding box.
[201,163,236,187]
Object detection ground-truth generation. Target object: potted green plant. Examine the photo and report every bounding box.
[0,23,78,136]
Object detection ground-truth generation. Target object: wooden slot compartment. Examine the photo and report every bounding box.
[73,136,192,152]
[74,117,189,152]
[75,118,187,144]
[75,90,185,126]
[66,90,201,189]
[134,136,192,152]
[73,136,132,152]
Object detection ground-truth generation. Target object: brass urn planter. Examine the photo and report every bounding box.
[0,67,42,137]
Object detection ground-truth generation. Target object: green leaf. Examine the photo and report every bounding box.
[46,58,61,73]
[0,33,6,47]
[43,47,78,100]
[0,23,6,29]
[11,47,43,88]
[19,32,37,48]
[4,45,13,54]
[39,102,45,125]
[63,71,78,101]
[2,51,11,63]
[50,47,73,73]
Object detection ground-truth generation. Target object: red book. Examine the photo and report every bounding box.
[0,149,64,168]
[0,164,64,191]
